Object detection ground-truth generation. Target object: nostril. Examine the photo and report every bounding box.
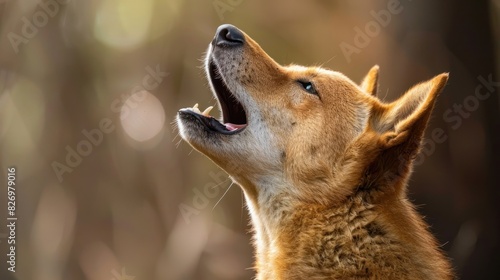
[223,28,244,43]
[219,28,230,41]
[215,24,245,46]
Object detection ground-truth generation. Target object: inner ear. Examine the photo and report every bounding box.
[374,73,449,148]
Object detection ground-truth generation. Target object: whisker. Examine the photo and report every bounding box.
[318,55,337,68]
[212,181,235,212]
[211,178,231,189]
[175,138,183,148]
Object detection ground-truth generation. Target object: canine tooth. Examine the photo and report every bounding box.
[202,106,214,116]
[191,103,202,114]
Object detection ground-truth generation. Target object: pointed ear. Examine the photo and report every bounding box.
[375,73,449,150]
[360,65,379,96]
[358,73,449,195]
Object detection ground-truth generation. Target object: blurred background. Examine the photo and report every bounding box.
[0,0,499,279]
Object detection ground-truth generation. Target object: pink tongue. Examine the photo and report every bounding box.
[224,123,246,131]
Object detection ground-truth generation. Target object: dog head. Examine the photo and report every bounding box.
[177,24,448,204]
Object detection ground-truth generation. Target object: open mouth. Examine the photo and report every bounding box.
[180,58,247,135]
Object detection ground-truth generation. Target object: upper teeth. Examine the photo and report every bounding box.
[188,103,214,117]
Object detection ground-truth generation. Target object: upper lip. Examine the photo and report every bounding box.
[179,56,248,135]
[207,57,247,127]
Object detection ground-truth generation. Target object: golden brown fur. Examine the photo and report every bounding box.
[177,25,453,279]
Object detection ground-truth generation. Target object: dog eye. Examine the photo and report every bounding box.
[297,80,317,95]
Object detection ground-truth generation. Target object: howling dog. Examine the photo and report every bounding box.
[177,24,453,279]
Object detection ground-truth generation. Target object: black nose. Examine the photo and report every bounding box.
[214,24,245,47]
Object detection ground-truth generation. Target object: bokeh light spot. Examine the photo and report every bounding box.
[120,91,165,143]
[0,78,46,168]
[93,0,154,50]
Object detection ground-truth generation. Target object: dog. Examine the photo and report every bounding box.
[176,24,453,279]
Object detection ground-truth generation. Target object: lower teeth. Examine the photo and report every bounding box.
[190,103,213,117]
